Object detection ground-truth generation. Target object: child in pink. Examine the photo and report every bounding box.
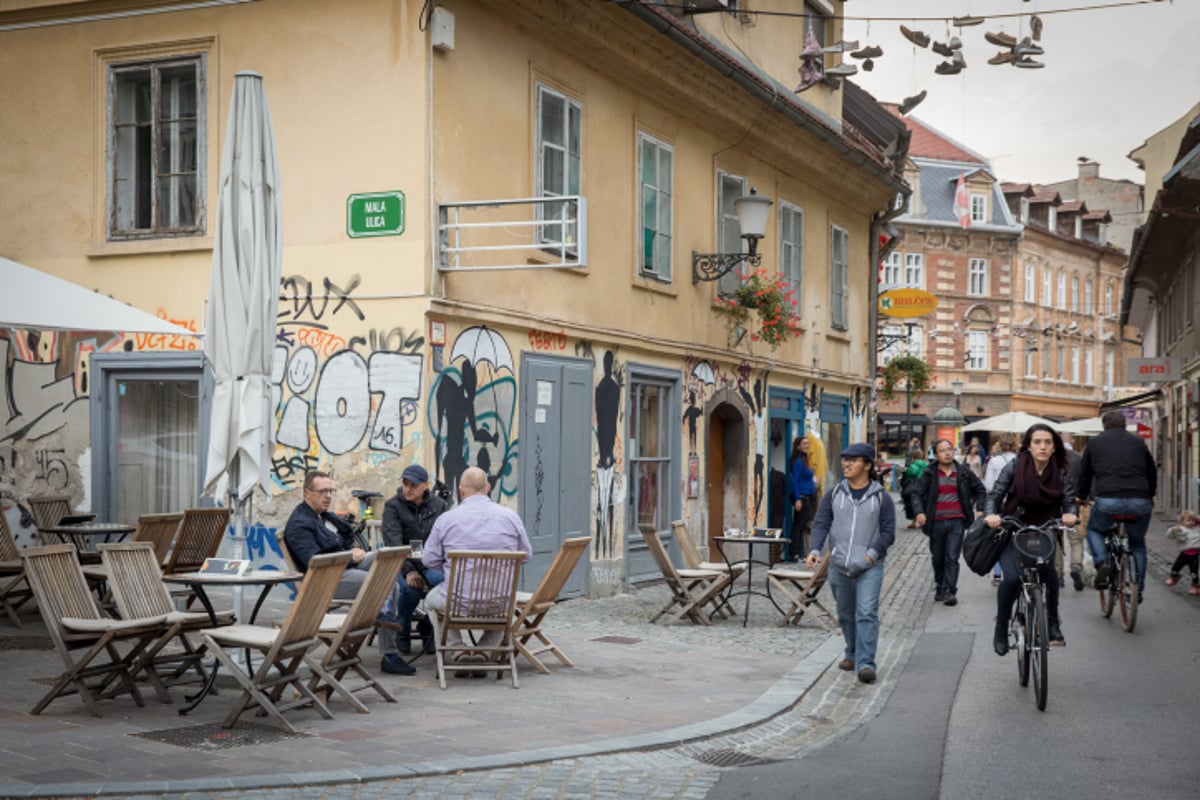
[1165,510,1200,595]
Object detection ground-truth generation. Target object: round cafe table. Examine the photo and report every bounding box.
[713,530,788,626]
[40,521,135,563]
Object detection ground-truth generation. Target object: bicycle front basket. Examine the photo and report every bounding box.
[1012,528,1056,568]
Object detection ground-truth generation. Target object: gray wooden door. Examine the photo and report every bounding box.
[518,354,591,597]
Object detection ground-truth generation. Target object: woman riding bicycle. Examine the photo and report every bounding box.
[984,423,1078,655]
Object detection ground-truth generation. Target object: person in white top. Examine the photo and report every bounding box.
[981,434,1017,586]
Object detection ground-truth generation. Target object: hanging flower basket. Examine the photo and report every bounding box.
[715,269,801,350]
[878,354,932,402]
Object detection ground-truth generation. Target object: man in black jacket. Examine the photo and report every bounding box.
[906,439,986,606]
[379,464,448,664]
[283,470,373,598]
[1077,410,1156,593]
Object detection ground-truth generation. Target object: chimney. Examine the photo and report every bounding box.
[1079,161,1100,180]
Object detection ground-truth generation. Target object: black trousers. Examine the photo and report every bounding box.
[791,495,814,559]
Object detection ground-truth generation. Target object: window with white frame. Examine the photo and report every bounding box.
[1105,282,1113,316]
[1105,349,1114,389]
[904,253,924,288]
[970,193,987,223]
[1085,348,1094,385]
[1057,343,1066,379]
[830,224,849,330]
[1071,275,1080,312]
[108,55,206,238]
[778,202,803,311]
[1025,263,1036,302]
[881,251,902,288]
[1057,271,1067,309]
[967,331,988,370]
[1025,343,1037,377]
[1042,342,1051,379]
[536,83,582,251]
[1071,346,1080,383]
[717,172,747,296]
[968,258,988,296]
[880,323,922,365]
[1042,269,1053,306]
[1085,277,1094,315]
[638,133,673,281]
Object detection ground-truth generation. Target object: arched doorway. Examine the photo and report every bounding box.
[705,389,749,554]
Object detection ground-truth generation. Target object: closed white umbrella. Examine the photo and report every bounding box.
[203,72,282,620]
[961,410,1056,434]
[0,256,196,336]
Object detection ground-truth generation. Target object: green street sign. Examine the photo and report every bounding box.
[347,191,405,238]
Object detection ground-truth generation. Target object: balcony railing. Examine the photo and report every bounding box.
[437,195,587,272]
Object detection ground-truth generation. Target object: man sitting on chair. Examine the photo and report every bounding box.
[423,467,532,651]
[284,470,375,599]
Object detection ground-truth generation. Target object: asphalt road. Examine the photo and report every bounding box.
[708,542,1200,800]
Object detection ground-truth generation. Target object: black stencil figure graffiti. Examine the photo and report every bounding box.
[594,351,620,557]
[474,441,512,499]
[682,390,703,452]
[435,359,498,502]
[751,377,766,526]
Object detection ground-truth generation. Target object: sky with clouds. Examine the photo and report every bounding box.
[834,0,1200,186]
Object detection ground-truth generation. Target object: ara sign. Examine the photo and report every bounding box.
[1127,357,1180,383]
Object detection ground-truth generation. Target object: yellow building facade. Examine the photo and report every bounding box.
[0,0,906,593]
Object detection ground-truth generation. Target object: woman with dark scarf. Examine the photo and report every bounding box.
[983,423,1079,655]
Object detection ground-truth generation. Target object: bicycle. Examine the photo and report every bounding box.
[1002,517,1061,712]
[1097,512,1139,632]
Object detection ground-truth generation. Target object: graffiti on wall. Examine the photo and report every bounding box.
[428,325,518,500]
[594,349,623,558]
[271,274,426,487]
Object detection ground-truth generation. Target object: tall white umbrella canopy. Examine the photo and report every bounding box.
[203,72,282,611]
[961,410,1056,434]
[1056,417,1105,436]
[0,257,197,336]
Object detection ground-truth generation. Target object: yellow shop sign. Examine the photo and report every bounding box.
[878,288,937,318]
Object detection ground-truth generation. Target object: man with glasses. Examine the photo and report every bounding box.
[283,470,376,594]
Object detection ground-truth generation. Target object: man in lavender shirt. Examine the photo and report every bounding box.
[424,467,532,648]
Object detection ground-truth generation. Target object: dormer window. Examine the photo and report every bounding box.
[970,193,987,224]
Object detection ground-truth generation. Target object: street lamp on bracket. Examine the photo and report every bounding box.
[692,188,774,284]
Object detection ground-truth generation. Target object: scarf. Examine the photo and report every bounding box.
[1001,451,1064,525]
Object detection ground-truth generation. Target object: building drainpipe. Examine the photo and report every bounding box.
[869,194,910,447]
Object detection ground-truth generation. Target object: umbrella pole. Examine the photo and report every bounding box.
[231,494,247,625]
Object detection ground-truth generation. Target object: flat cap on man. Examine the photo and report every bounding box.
[841,442,875,460]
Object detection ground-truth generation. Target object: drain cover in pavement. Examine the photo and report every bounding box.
[131,722,308,750]
[694,748,777,768]
[589,635,642,645]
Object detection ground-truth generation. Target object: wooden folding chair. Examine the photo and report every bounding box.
[81,512,184,605]
[275,529,352,610]
[163,508,230,607]
[310,546,409,710]
[642,529,730,626]
[429,550,524,690]
[0,511,35,626]
[511,536,588,674]
[672,519,743,618]
[198,551,351,733]
[27,493,95,547]
[20,543,171,716]
[767,555,833,630]
[99,541,234,695]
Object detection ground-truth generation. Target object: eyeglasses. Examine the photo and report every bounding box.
[309,487,335,495]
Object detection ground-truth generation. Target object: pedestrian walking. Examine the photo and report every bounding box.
[807,442,896,684]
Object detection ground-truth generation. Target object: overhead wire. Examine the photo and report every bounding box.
[625,0,1168,23]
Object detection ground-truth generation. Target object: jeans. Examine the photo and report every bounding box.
[1086,497,1153,590]
[929,518,965,595]
[827,560,884,672]
[379,569,444,655]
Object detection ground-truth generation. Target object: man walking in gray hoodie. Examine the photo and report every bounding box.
[807,443,896,684]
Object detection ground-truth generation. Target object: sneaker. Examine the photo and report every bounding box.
[1190,583,1199,596]
[931,40,953,58]
[994,618,1009,656]
[934,590,947,602]
[900,25,930,48]
[1071,568,1084,591]
[380,653,415,675]
[822,39,860,54]
[898,90,926,115]
[1013,56,1045,69]
[943,594,958,607]
[1165,574,1179,587]
[935,60,963,75]
[850,44,883,59]
[1048,622,1065,646]
[988,51,1013,66]
[857,667,877,684]
[1014,37,1044,57]
[1094,563,1111,590]
[985,31,1017,48]
[838,657,855,671]
[825,63,859,78]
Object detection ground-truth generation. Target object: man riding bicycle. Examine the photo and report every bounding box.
[1076,411,1156,595]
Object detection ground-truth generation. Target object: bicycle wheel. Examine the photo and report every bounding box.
[1099,553,1117,618]
[1030,586,1049,711]
[1118,549,1139,632]
[1014,593,1029,687]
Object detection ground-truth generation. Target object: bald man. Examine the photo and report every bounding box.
[423,467,532,652]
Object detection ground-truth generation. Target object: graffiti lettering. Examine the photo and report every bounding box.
[296,327,347,358]
[279,274,365,324]
[270,451,320,487]
[34,448,69,491]
[348,327,425,355]
[528,328,567,351]
[0,339,82,445]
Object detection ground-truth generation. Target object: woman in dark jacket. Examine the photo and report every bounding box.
[984,424,1079,655]
[789,436,817,561]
